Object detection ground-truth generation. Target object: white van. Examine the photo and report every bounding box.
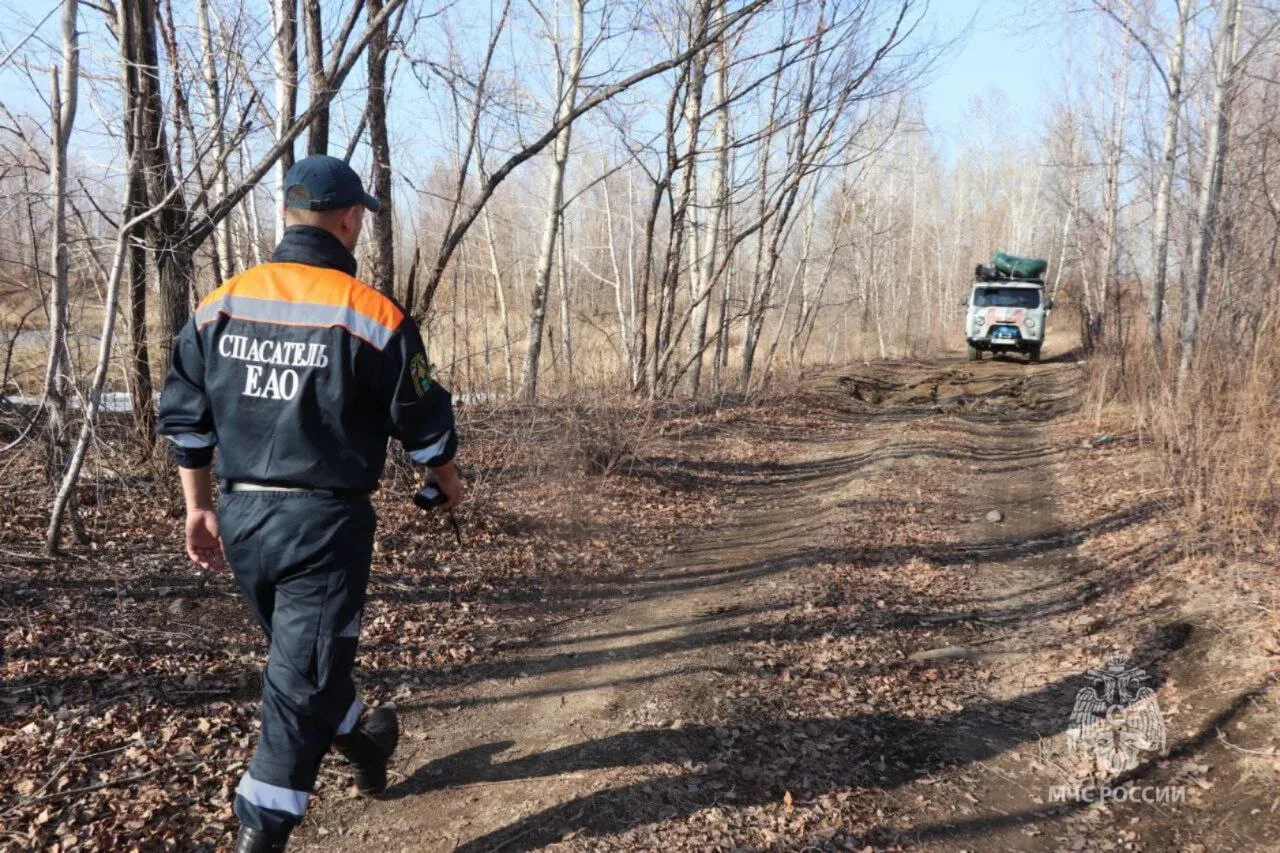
[963,280,1051,362]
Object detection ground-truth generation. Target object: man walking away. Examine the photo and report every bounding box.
[157,155,463,852]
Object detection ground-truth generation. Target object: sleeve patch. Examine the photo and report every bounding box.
[409,352,434,397]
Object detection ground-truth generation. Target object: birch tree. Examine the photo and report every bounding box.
[415,0,772,329]
[1094,16,1129,350]
[686,1,730,398]
[518,0,586,401]
[47,163,182,553]
[197,0,236,278]
[652,3,711,395]
[41,0,79,493]
[1148,0,1193,350]
[1082,0,1196,348]
[739,0,916,391]
[1178,0,1242,392]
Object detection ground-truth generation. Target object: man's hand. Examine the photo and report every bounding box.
[185,508,226,571]
[428,461,464,510]
[178,466,224,571]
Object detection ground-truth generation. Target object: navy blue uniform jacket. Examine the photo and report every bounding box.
[156,225,457,490]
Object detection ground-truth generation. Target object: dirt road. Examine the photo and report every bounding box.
[297,349,1278,851]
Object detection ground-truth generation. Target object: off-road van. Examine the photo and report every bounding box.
[963,254,1052,363]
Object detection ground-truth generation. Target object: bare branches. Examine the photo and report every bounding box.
[417,0,512,314]
[419,0,775,309]
[192,0,410,245]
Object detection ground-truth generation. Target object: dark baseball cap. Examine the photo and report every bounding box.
[282,154,380,213]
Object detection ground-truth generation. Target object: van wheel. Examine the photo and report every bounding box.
[1028,347,1041,363]
[967,345,982,361]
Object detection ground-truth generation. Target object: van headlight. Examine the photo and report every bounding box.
[1025,316,1038,330]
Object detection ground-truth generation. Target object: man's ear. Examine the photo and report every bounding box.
[345,205,363,236]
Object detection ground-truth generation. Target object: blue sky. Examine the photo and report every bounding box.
[917,0,1064,144]
[0,0,1078,195]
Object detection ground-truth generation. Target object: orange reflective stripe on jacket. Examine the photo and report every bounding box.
[195,263,404,350]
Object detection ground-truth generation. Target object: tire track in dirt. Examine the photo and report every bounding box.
[297,352,1109,851]
[297,410,854,850]
[870,356,1103,849]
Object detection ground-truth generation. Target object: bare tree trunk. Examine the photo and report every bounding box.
[126,222,153,432]
[738,148,772,390]
[756,201,816,392]
[197,0,235,277]
[603,170,636,382]
[1092,19,1130,350]
[712,176,734,394]
[303,0,331,155]
[633,169,664,394]
[655,33,708,395]
[116,0,154,433]
[367,0,394,293]
[240,139,266,265]
[48,160,174,552]
[460,242,473,392]
[118,0,193,375]
[687,0,727,398]
[905,138,923,337]
[788,188,818,369]
[42,0,79,500]
[556,212,574,384]
[713,263,732,387]
[449,256,459,388]
[794,186,848,366]
[1148,0,1192,351]
[674,5,712,393]
[517,0,584,402]
[481,202,516,395]
[272,0,299,242]
[1178,0,1241,393]
[647,73,690,394]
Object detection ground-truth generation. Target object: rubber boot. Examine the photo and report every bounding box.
[235,825,292,852]
[332,704,399,795]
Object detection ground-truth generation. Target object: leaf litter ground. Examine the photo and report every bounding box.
[3,355,1280,851]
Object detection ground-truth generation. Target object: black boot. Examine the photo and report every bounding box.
[333,704,399,795]
[236,825,292,852]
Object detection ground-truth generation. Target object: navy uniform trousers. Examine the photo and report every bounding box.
[218,490,376,833]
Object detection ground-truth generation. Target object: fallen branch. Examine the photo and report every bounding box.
[9,748,81,810]
[1216,728,1280,758]
[0,547,51,564]
[1,744,137,816]
[13,769,161,807]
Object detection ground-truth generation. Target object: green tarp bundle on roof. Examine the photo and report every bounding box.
[992,252,1047,280]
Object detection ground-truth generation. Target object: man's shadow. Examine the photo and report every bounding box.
[380,624,1235,850]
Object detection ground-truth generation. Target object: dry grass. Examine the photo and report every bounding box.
[1085,330,1280,552]
[426,302,937,402]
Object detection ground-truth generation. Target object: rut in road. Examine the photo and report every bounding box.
[297,353,1112,851]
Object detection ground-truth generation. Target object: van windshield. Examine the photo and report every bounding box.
[974,287,1041,309]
